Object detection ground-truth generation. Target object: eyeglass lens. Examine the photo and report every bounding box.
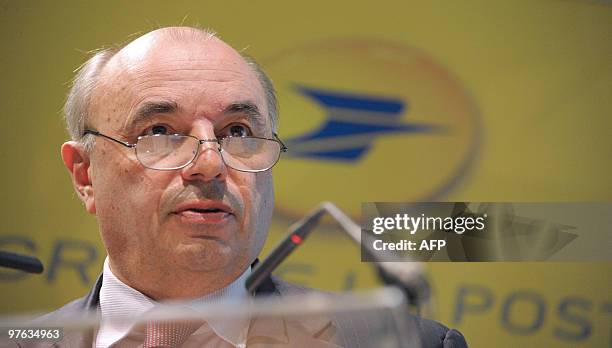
[135,134,281,171]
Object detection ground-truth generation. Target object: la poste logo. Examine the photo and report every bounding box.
[264,39,481,219]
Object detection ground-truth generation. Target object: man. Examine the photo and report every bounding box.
[37,27,466,347]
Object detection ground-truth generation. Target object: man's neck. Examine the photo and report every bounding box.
[107,257,249,300]
[97,257,252,348]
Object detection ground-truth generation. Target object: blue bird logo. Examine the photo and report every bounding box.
[286,85,446,162]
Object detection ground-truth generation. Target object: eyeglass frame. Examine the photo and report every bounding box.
[82,129,288,173]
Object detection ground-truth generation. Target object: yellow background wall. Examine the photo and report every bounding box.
[0,1,610,347]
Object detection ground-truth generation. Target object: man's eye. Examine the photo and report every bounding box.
[226,124,251,137]
[144,125,170,135]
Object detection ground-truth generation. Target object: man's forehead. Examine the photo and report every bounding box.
[104,30,249,78]
[89,28,268,130]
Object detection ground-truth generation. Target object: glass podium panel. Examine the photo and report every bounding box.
[0,287,422,348]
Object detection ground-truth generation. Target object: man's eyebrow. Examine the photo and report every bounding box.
[223,102,261,117]
[223,102,267,128]
[124,100,266,132]
[127,100,179,129]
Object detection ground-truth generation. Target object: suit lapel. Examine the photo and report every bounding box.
[52,274,102,347]
[246,315,340,348]
[247,276,339,347]
[82,273,103,310]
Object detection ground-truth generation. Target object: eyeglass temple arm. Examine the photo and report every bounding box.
[274,133,288,152]
[83,130,136,148]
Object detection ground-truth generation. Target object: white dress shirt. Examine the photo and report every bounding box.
[95,257,251,348]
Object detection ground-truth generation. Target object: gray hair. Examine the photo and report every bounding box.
[64,28,278,151]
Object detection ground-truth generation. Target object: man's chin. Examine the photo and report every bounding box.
[174,240,240,272]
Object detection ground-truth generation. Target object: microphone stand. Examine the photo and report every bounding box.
[246,202,432,316]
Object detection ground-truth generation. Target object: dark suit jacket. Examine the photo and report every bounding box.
[27,274,466,348]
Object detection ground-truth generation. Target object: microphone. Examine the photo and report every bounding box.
[0,250,44,274]
[246,202,431,313]
[246,205,326,293]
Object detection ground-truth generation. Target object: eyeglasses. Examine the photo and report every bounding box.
[83,130,288,172]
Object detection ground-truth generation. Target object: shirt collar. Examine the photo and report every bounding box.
[96,256,251,348]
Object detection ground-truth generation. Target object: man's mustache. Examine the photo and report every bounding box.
[162,181,243,217]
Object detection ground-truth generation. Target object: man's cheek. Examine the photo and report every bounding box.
[257,173,274,212]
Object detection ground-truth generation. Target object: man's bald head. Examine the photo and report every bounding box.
[64,27,278,148]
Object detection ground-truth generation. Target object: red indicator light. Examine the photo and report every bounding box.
[290,235,302,245]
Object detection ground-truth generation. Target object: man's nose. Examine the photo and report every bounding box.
[180,138,228,182]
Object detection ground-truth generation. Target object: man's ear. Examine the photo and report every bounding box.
[61,141,96,214]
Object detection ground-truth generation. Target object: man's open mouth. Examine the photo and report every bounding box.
[184,208,226,213]
[171,201,234,224]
